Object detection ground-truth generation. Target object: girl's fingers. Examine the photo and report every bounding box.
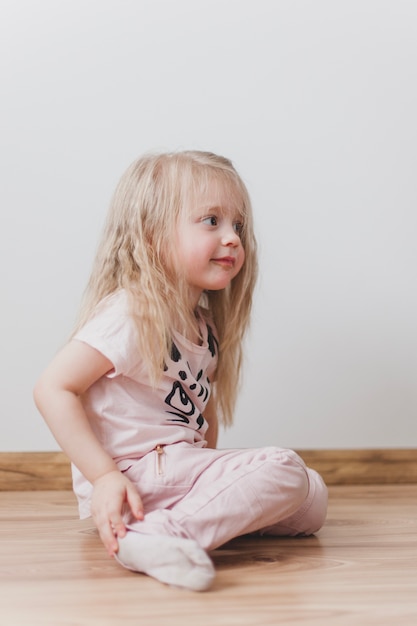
[95,508,124,554]
[99,520,119,555]
[126,486,144,520]
[112,518,127,538]
[92,475,143,554]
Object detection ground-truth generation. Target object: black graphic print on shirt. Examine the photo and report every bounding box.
[164,323,217,430]
[207,324,219,358]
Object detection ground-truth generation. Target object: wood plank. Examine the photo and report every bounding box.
[0,452,72,491]
[0,449,416,490]
[298,448,417,485]
[1,485,417,625]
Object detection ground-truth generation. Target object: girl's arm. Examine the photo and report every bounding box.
[204,396,218,448]
[33,340,143,555]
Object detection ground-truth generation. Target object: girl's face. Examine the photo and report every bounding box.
[174,184,245,307]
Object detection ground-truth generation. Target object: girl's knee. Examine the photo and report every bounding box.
[271,448,311,509]
[272,450,328,535]
[302,470,328,534]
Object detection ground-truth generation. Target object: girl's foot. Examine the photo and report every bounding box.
[115,532,215,591]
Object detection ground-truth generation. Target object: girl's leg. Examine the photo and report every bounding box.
[121,445,327,551]
[255,467,328,537]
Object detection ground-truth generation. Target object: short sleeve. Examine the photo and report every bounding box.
[73,291,139,377]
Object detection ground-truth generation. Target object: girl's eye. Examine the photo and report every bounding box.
[202,216,218,226]
[233,221,244,235]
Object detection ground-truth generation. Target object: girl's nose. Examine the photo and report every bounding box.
[222,224,241,247]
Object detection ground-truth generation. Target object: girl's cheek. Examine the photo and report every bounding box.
[238,249,246,268]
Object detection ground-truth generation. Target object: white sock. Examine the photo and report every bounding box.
[115,532,215,592]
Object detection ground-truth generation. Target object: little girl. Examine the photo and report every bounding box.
[34,150,327,592]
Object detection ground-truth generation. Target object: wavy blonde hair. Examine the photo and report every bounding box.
[75,151,258,426]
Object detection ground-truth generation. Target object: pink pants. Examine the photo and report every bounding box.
[122,443,328,552]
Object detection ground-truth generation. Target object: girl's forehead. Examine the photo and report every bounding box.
[186,179,245,215]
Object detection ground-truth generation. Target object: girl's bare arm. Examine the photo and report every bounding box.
[33,340,143,554]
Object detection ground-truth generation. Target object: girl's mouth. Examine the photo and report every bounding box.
[212,257,236,267]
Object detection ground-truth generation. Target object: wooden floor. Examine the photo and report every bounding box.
[1,485,416,626]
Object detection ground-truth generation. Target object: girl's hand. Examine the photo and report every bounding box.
[91,470,144,556]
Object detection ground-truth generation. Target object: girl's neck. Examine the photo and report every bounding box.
[170,282,205,344]
[174,307,203,346]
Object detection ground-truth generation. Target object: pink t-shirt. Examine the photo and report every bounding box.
[72,290,218,517]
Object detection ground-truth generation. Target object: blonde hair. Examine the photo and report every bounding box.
[75,151,258,426]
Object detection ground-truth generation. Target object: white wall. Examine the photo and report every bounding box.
[1,0,416,452]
